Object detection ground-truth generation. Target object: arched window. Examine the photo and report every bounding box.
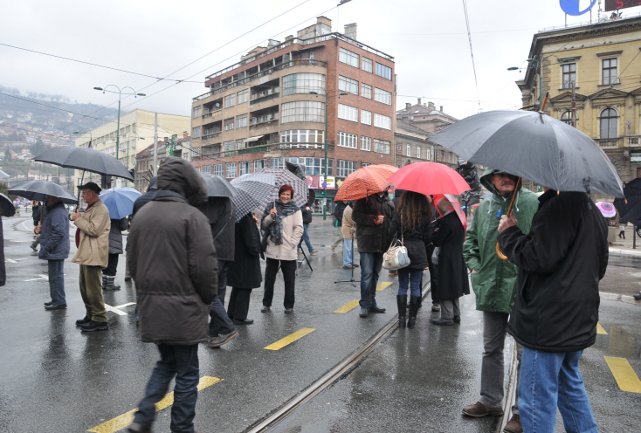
[599,107,618,139]
[560,111,572,125]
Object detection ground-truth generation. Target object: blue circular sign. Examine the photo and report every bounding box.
[560,0,598,16]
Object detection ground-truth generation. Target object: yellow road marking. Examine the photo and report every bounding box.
[596,322,607,335]
[87,376,222,433]
[604,356,641,393]
[265,327,315,351]
[376,281,392,292]
[335,299,360,314]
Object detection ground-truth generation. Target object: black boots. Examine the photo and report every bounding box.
[407,296,420,329]
[396,295,407,328]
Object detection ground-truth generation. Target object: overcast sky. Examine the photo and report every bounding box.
[1,0,635,123]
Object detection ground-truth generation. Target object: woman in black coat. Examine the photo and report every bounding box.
[431,197,470,326]
[388,191,432,329]
[227,212,263,324]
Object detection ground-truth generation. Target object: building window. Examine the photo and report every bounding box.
[192,105,202,118]
[281,101,324,123]
[375,62,392,80]
[599,107,618,139]
[373,139,391,154]
[373,113,392,130]
[361,136,371,151]
[416,146,421,159]
[338,104,358,122]
[223,140,236,151]
[374,88,392,105]
[339,48,359,67]
[283,73,325,95]
[214,164,223,176]
[561,63,576,89]
[239,161,251,176]
[271,157,284,169]
[237,89,249,104]
[224,118,234,131]
[602,58,618,85]
[201,165,211,174]
[254,159,266,170]
[192,126,201,139]
[361,57,373,73]
[406,144,411,156]
[338,75,359,95]
[226,163,237,178]
[281,129,325,144]
[236,114,248,129]
[337,131,358,148]
[361,83,372,99]
[337,160,356,177]
[425,147,432,161]
[361,110,372,125]
[560,111,573,125]
[224,93,236,108]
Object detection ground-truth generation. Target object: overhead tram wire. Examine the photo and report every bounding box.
[461,0,482,113]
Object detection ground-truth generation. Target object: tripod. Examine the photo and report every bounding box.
[297,242,313,272]
[335,232,359,286]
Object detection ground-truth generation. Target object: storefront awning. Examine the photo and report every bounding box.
[244,135,264,143]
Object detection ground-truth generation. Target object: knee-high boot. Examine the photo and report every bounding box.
[407,296,420,329]
[396,295,407,328]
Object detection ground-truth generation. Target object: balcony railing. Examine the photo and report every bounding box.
[194,141,334,159]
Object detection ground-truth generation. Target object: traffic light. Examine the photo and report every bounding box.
[167,134,178,156]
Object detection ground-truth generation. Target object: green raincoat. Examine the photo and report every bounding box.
[463,169,539,313]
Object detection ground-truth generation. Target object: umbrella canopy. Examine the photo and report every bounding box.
[201,174,237,198]
[434,194,467,230]
[335,164,398,201]
[0,169,10,180]
[234,168,308,207]
[230,179,279,221]
[34,146,133,181]
[614,178,641,223]
[8,180,78,205]
[595,201,616,218]
[0,193,16,217]
[431,110,624,198]
[388,162,470,196]
[100,187,142,220]
[285,161,307,180]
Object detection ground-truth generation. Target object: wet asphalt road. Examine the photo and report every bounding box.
[0,215,640,433]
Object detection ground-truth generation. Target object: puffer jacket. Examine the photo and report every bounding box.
[463,168,539,313]
[38,201,70,260]
[352,193,394,253]
[127,157,217,345]
[72,200,110,267]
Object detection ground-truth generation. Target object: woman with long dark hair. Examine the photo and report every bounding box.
[389,191,432,328]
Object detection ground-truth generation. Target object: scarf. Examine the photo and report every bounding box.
[265,200,299,245]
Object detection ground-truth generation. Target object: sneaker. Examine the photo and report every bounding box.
[233,318,254,325]
[431,303,441,312]
[44,304,67,311]
[208,330,239,348]
[44,301,53,306]
[342,265,355,269]
[503,414,523,433]
[310,250,318,256]
[261,305,271,313]
[462,401,504,418]
[80,320,109,332]
[359,307,369,318]
[431,318,454,326]
[284,307,294,314]
[75,316,91,327]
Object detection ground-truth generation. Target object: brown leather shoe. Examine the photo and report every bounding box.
[504,414,523,433]
[462,401,504,417]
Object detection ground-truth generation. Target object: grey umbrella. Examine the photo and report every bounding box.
[0,193,16,217]
[431,110,624,198]
[9,180,78,205]
[201,174,237,198]
[234,168,309,207]
[230,179,278,222]
[33,146,133,181]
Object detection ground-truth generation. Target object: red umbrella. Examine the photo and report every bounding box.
[335,164,397,201]
[433,194,467,230]
[388,162,470,196]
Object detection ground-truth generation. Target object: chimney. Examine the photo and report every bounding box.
[344,23,357,39]
[417,97,422,106]
[405,103,411,110]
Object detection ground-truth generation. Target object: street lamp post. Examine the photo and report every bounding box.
[93,85,146,165]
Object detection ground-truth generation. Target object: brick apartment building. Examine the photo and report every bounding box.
[190,17,395,211]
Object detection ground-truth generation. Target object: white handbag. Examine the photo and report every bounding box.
[382,236,411,270]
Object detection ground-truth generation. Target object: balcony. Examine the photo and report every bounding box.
[250,88,280,104]
[596,138,621,149]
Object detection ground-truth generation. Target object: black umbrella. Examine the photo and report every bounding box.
[614,178,641,224]
[9,180,78,205]
[201,174,237,198]
[33,146,133,181]
[0,193,16,217]
[431,110,624,197]
[285,161,306,180]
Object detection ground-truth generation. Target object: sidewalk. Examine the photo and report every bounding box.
[607,224,641,257]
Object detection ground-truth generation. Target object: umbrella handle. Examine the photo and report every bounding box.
[495,178,522,262]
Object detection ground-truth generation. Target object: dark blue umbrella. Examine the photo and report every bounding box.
[100,187,141,219]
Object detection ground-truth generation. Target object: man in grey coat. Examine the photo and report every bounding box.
[40,195,70,310]
[126,158,218,433]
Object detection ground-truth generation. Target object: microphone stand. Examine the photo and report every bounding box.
[334,231,359,286]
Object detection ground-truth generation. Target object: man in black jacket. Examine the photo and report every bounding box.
[498,189,607,433]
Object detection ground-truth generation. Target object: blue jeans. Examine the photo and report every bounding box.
[209,260,235,336]
[133,344,200,433]
[48,259,66,305]
[397,268,422,297]
[301,223,314,253]
[359,252,383,308]
[342,238,353,267]
[519,348,598,433]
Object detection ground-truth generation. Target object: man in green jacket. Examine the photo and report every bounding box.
[462,169,539,433]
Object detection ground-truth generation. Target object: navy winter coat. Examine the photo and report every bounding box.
[38,202,70,260]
